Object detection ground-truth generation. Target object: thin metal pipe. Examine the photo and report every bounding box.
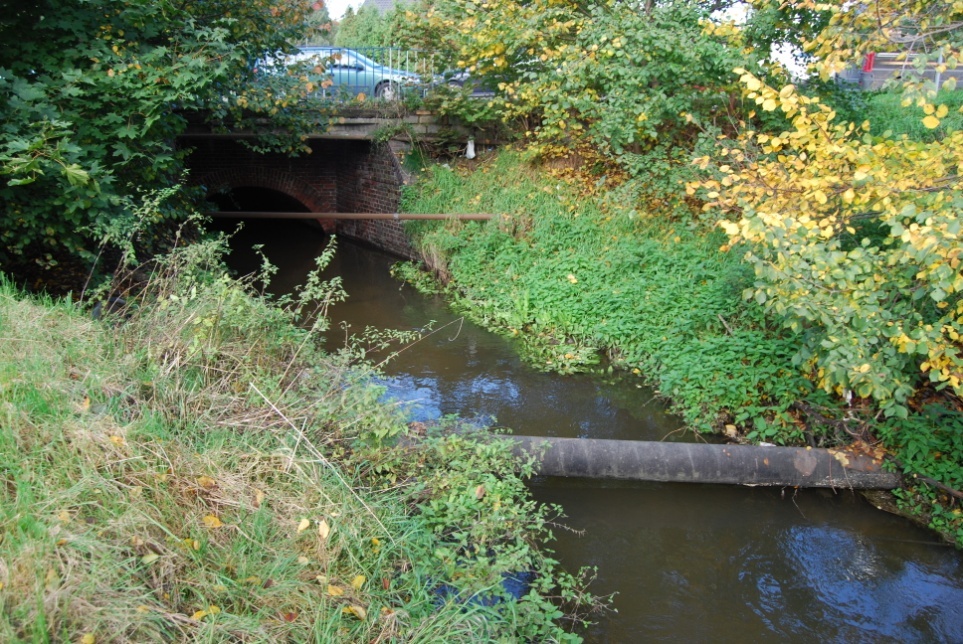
[207,211,493,220]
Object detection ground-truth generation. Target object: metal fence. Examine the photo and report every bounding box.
[838,52,963,90]
[285,46,447,101]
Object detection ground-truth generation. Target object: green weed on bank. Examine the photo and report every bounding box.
[0,235,601,641]
[401,151,812,436]
[399,150,963,546]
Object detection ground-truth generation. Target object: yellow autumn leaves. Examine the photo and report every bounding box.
[695,61,963,405]
[296,516,331,540]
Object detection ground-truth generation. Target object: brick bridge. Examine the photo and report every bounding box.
[179,111,487,258]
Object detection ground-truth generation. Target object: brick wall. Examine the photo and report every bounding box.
[182,137,416,257]
[333,140,416,259]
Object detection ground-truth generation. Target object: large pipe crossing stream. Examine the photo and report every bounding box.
[507,436,901,489]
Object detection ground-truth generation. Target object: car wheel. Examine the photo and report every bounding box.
[375,82,397,100]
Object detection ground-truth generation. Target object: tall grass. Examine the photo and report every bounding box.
[0,234,601,641]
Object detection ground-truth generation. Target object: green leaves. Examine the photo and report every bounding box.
[403,0,747,174]
[0,0,318,269]
[62,164,90,187]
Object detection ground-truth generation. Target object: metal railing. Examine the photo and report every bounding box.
[838,52,963,90]
[284,46,449,101]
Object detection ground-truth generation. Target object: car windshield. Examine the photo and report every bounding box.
[301,48,380,70]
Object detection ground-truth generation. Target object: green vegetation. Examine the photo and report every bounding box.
[390,0,963,546]
[398,146,963,546]
[0,0,328,275]
[401,152,812,434]
[336,6,406,49]
[0,234,601,640]
[400,0,747,172]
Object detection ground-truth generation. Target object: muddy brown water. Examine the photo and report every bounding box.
[217,219,963,643]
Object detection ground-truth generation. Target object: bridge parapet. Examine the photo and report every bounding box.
[180,107,499,144]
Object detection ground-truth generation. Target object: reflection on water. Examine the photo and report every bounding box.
[532,480,963,643]
[217,219,963,643]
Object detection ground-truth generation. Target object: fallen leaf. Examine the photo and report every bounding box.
[297,518,310,533]
[253,488,265,508]
[382,577,390,590]
[242,576,262,585]
[317,519,330,540]
[192,605,220,621]
[202,514,224,529]
[81,634,96,644]
[475,485,486,500]
[109,435,125,446]
[830,450,851,466]
[80,396,91,413]
[282,611,298,622]
[57,510,72,523]
[343,605,367,619]
[196,476,216,488]
[297,556,310,565]
[351,575,366,590]
[136,605,151,614]
[327,584,344,597]
[141,553,160,565]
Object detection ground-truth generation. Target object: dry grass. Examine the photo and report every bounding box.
[0,237,597,642]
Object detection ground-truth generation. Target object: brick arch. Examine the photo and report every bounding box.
[194,167,336,233]
[194,167,329,212]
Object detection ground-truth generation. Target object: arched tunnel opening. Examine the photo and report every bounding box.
[208,186,310,214]
[184,137,415,285]
[206,186,333,295]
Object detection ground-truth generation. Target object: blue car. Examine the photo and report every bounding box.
[285,46,427,100]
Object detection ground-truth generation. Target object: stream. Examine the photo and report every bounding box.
[217,218,963,643]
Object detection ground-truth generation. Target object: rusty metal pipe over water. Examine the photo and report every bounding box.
[508,436,901,489]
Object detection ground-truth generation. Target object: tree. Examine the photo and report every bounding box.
[401,0,748,171]
[304,2,336,45]
[335,5,399,48]
[693,1,963,415]
[0,0,319,273]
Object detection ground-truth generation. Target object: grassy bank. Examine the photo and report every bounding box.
[0,236,600,641]
[399,149,963,547]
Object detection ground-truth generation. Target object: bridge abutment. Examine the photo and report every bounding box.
[182,136,416,257]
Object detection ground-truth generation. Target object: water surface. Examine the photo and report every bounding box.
[219,219,963,643]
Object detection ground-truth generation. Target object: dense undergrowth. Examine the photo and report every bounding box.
[398,148,963,547]
[0,234,601,641]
